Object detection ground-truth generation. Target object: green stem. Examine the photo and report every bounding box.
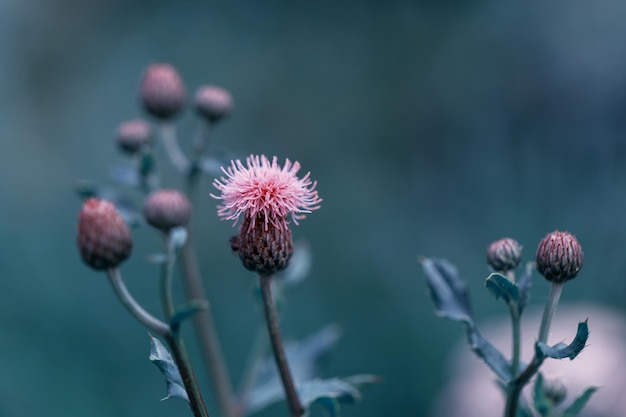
[160,123,190,174]
[504,282,564,417]
[180,237,238,417]
[105,268,210,417]
[106,268,169,337]
[259,274,303,417]
[160,232,177,321]
[509,303,521,378]
[538,283,563,344]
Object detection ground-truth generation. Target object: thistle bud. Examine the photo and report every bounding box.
[140,63,185,120]
[233,214,294,275]
[116,119,152,154]
[77,199,132,270]
[194,85,233,123]
[536,231,583,283]
[143,189,191,232]
[486,238,522,272]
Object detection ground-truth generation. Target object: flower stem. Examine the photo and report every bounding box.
[509,303,521,377]
[160,123,190,174]
[258,274,303,417]
[106,268,169,337]
[179,237,238,417]
[538,283,563,344]
[160,232,177,321]
[504,282,564,417]
[106,268,210,417]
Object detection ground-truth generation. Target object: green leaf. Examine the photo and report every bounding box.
[170,300,208,331]
[148,334,189,403]
[517,261,534,313]
[466,325,513,383]
[243,324,343,414]
[485,273,519,304]
[533,373,552,417]
[537,320,589,360]
[561,386,598,417]
[420,257,474,324]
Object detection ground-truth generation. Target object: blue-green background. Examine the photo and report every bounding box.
[2,1,626,416]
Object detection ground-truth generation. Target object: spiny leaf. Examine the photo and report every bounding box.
[485,273,519,304]
[148,334,189,403]
[466,324,512,383]
[537,320,589,360]
[517,261,534,313]
[420,257,474,324]
[561,386,598,417]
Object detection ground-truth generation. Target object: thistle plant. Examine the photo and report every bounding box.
[74,63,377,417]
[421,232,596,417]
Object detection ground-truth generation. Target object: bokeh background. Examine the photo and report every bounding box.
[2,0,626,416]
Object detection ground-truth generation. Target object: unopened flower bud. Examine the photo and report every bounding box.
[487,238,522,272]
[194,85,233,123]
[536,231,583,283]
[140,63,185,120]
[542,376,567,405]
[77,198,132,270]
[116,119,152,154]
[233,214,294,275]
[143,189,191,232]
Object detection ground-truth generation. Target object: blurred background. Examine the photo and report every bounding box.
[2,0,626,416]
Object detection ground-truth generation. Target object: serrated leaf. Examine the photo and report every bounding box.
[561,386,598,417]
[168,227,188,249]
[420,257,474,324]
[537,320,589,360]
[243,324,342,414]
[485,273,519,303]
[148,335,189,403]
[533,373,551,417]
[170,300,208,331]
[466,325,513,383]
[517,261,534,313]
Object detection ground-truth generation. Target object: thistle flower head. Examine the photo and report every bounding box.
[211,155,322,232]
[486,237,522,272]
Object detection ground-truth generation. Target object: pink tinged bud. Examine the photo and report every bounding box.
[194,85,233,123]
[231,214,294,275]
[116,119,152,154]
[486,238,523,272]
[77,199,133,270]
[536,231,584,283]
[143,189,191,232]
[140,63,186,120]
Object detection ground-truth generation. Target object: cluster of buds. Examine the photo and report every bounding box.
[486,231,583,284]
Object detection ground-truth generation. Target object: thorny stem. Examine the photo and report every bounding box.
[504,282,564,417]
[180,237,238,417]
[259,274,304,417]
[105,268,210,417]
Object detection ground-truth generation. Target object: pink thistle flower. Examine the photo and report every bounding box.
[211,155,322,232]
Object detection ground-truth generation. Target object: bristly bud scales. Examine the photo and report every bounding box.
[536,231,583,283]
[486,237,523,272]
[194,85,233,123]
[234,214,294,274]
[116,119,152,154]
[77,198,132,270]
[143,189,191,232]
[140,63,185,120]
